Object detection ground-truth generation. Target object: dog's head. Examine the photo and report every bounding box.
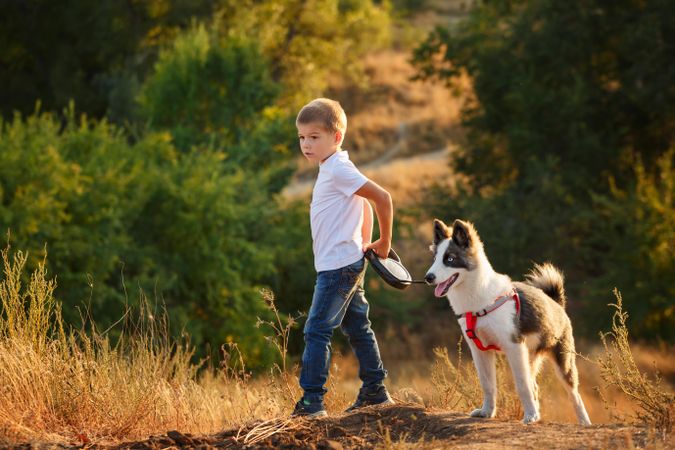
[425,219,483,297]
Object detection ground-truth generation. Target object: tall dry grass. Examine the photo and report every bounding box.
[589,289,674,435]
[428,339,523,420]
[0,247,285,445]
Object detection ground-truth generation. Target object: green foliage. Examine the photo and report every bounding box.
[264,200,315,314]
[0,0,215,121]
[412,0,674,338]
[215,0,392,108]
[589,150,675,339]
[136,9,395,358]
[390,0,432,16]
[0,0,398,368]
[0,108,293,368]
[1,0,393,128]
[415,0,674,191]
[140,25,281,153]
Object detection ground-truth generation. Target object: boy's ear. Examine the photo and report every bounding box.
[334,130,343,145]
[433,219,450,246]
[451,219,472,248]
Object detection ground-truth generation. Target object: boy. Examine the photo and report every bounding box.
[292,98,395,417]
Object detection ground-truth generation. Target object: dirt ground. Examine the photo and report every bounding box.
[68,404,666,450]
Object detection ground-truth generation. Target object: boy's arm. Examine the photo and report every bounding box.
[355,180,392,258]
[361,198,374,250]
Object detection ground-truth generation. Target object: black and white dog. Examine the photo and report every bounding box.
[425,219,591,425]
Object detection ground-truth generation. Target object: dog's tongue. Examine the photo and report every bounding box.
[435,278,451,298]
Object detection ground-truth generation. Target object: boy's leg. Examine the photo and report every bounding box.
[299,259,365,403]
[340,282,388,391]
[341,278,393,412]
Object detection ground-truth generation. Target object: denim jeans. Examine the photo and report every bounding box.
[300,257,387,401]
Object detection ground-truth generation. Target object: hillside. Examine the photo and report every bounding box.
[288,49,468,188]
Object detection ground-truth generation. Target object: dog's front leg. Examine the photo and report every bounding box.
[503,342,540,424]
[467,345,497,418]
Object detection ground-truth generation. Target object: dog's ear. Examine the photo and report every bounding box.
[451,219,472,248]
[433,219,451,246]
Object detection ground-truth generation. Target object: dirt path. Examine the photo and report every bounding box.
[282,121,413,199]
[99,404,661,449]
[282,145,450,199]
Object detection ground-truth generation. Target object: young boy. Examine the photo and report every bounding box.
[292,98,395,417]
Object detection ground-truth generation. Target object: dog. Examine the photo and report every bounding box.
[424,218,591,425]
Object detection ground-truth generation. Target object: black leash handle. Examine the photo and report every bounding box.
[365,248,428,287]
[382,248,427,285]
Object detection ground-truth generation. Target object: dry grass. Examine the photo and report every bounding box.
[0,247,283,445]
[0,245,672,446]
[283,142,464,206]
[587,289,674,435]
[361,148,463,205]
[335,50,467,163]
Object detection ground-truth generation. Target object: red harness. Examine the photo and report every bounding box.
[457,290,521,352]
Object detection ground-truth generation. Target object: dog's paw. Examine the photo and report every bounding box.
[470,408,496,418]
[522,411,540,424]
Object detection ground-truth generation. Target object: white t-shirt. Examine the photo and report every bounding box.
[310,151,368,272]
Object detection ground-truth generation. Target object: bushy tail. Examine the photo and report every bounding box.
[525,263,566,308]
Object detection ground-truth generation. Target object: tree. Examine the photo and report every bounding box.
[412,0,675,338]
[0,0,215,122]
[140,26,278,149]
[215,0,392,108]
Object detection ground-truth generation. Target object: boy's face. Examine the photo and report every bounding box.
[297,122,341,164]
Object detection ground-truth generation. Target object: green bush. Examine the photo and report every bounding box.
[0,0,216,121]
[215,0,392,108]
[140,25,281,153]
[0,107,293,368]
[588,150,674,339]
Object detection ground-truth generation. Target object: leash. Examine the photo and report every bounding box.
[365,248,428,289]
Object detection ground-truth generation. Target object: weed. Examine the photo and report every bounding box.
[430,336,523,420]
[256,288,303,410]
[590,289,674,435]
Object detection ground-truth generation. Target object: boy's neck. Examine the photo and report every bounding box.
[320,147,342,164]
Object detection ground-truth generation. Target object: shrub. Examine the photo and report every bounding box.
[592,290,673,435]
[0,108,291,367]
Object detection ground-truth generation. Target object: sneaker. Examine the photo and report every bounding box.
[345,385,394,413]
[291,397,328,418]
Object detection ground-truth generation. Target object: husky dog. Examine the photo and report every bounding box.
[425,219,591,425]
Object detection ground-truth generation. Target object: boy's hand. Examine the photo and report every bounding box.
[364,239,391,259]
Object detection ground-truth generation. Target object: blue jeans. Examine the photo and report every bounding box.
[300,257,387,401]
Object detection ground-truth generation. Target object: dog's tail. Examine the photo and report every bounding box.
[524,263,566,308]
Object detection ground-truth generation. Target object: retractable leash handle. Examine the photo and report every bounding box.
[364,248,427,290]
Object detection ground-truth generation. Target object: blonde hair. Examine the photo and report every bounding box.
[296,98,347,141]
